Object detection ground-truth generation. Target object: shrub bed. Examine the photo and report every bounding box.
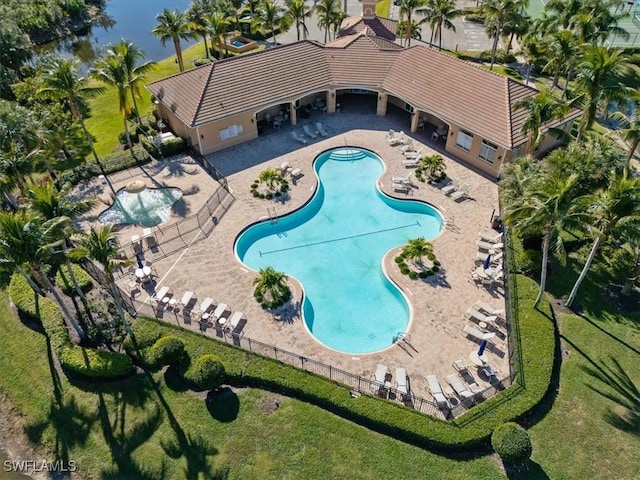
[184,354,226,391]
[141,136,189,159]
[55,264,93,295]
[9,273,133,378]
[147,335,186,368]
[129,270,555,450]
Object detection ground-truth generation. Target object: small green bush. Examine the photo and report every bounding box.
[55,264,93,295]
[480,49,516,64]
[193,57,214,67]
[516,249,542,277]
[394,256,403,264]
[491,422,532,465]
[408,271,418,280]
[184,354,226,391]
[148,335,186,367]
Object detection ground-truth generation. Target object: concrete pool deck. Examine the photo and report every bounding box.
[100,110,507,408]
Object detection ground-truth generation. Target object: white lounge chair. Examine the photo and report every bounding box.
[154,286,170,301]
[387,131,405,146]
[395,367,408,396]
[476,240,495,251]
[370,364,389,392]
[399,139,414,152]
[181,291,196,307]
[450,184,469,200]
[199,297,215,314]
[392,182,409,193]
[445,374,474,400]
[474,301,505,317]
[291,168,303,179]
[465,307,498,324]
[291,131,308,145]
[403,148,423,159]
[303,124,317,139]
[476,251,503,264]
[452,359,469,372]
[403,157,420,167]
[226,311,245,332]
[213,302,228,319]
[316,122,328,137]
[463,324,496,342]
[426,374,449,407]
[441,179,459,195]
[478,231,503,243]
[392,174,411,185]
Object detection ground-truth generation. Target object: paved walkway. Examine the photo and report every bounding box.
[95,109,508,406]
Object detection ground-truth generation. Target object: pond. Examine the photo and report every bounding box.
[38,0,195,67]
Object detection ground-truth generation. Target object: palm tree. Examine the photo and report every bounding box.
[90,52,134,153]
[399,0,426,47]
[37,57,112,193]
[0,140,39,195]
[187,0,213,59]
[152,9,193,72]
[287,0,312,41]
[575,45,631,137]
[253,266,291,309]
[70,225,133,332]
[481,0,518,70]
[402,237,434,266]
[515,87,570,156]
[0,210,85,338]
[420,154,445,181]
[610,95,640,167]
[330,9,348,41]
[566,171,640,307]
[109,40,156,125]
[543,29,580,90]
[422,0,461,50]
[26,180,94,302]
[504,171,581,307]
[316,0,337,44]
[258,168,281,191]
[205,11,231,59]
[605,233,640,296]
[253,0,290,45]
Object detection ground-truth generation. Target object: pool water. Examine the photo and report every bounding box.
[235,148,443,354]
[98,187,183,227]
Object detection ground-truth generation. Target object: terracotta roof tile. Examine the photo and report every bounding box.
[338,16,397,40]
[147,35,576,149]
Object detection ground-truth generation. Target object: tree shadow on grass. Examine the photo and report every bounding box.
[163,363,190,392]
[26,339,97,470]
[205,387,240,423]
[580,356,640,437]
[506,460,550,479]
[144,371,221,480]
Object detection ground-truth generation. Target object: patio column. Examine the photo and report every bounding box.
[376,92,387,116]
[410,109,420,133]
[290,101,297,125]
[327,89,337,113]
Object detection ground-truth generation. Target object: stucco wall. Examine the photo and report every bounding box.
[445,124,504,178]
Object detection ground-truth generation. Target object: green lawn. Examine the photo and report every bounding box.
[0,290,503,479]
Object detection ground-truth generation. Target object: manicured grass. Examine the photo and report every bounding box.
[0,290,503,479]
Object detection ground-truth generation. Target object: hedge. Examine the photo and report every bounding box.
[184,354,226,391]
[129,271,555,450]
[491,422,532,465]
[55,264,93,295]
[57,146,151,186]
[147,335,186,368]
[8,273,133,378]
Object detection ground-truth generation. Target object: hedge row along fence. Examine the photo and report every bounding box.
[9,273,133,379]
[129,271,555,450]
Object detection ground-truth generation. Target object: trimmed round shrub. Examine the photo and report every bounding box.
[491,422,532,466]
[193,57,213,67]
[148,335,186,367]
[184,354,226,391]
[408,271,418,280]
[56,264,93,295]
[516,249,542,277]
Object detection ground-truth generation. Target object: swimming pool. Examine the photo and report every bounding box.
[235,147,444,354]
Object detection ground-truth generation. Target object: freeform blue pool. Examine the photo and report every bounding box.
[235,147,444,354]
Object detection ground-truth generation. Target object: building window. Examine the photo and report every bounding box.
[456,130,473,151]
[405,103,414,114]
[479,140,498,164]
[219,124,243,140]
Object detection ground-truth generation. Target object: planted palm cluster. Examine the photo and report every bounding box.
[395,237,440,280]
[251,168,289,199]
[414,154,446,184]
[253,266,291,309]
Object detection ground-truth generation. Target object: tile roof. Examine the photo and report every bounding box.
[338,16,397,41]
[148,30,572,149]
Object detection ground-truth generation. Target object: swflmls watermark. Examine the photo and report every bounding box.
[4,460,76,473]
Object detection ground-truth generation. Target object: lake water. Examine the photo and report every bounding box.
[40,0,196,67]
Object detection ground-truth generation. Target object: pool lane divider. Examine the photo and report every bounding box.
[258,220,421,257]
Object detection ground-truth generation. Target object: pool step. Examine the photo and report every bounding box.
[329,148,368,162]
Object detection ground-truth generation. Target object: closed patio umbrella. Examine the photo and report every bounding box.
[483,254,491,270]
[478,339,487,357]
[136,253,144,269]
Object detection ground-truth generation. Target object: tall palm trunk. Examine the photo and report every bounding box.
[129,76,142,125]
[123,116,133,156]
[490,31,500,70]
[173,36,184,71]
[38,267,86,340]
[626,138,640,167]
[107,277,131,334]
[76,111,116,196]
[566,235,601,307]
[534,234,550,308]
[16,265,44,295]
[562,67,574,97]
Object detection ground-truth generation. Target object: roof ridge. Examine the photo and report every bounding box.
[191,63,217,127]
[505,78,539,147]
